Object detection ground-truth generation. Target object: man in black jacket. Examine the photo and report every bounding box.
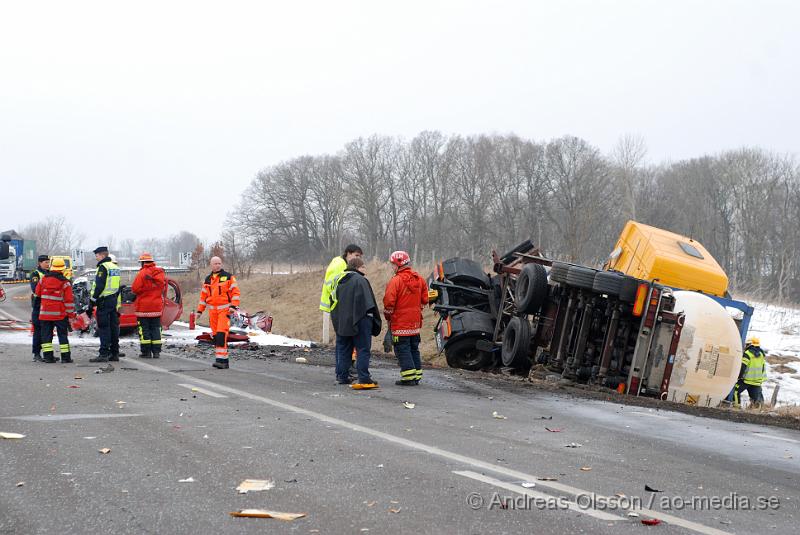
[330,257,381,388]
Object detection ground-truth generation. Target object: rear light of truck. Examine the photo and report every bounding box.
[632,283,649,317]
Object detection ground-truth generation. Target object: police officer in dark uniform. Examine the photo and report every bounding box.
[30,255,50,362]
[89,246,123,363]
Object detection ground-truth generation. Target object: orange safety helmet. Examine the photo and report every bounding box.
[138,252,155,263]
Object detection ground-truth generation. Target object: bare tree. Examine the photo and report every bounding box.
[611,134,647,221]
[20,216,86,255]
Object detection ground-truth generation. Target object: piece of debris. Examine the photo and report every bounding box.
[565,442,583,448]
[0,432,25,439]
[540,416,553,420]
[521,482,536,488]
[295,357,308,364]
[644,484,662,493]
[365,501,377,507]
[492,411,507,419]
[641,518,661,526]
[388,508,402,514]
[178,477,195,483]
[627,512,640,518]
[229,509,306,521]
[15,482,24,487]
[579,466,592,472]
[537,477,558,481]
[74,375,83,380]
[284,478,297,483]
[98,448,112,454]
[66,385,80,389]
[203,434,209,439]
[179,398,188,402]
[236,479,275,494]
[402,402,416,409]
[83,436,97,440]
[545,427,563,432]
[116,401,126,406]
[94,364,114,374]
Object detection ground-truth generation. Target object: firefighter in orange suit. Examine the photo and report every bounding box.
[195,256,240,369]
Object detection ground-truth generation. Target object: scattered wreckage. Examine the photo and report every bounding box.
[428,221,754,406]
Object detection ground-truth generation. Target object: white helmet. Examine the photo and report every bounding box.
[108,253,117,263]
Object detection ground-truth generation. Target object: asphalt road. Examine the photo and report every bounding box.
[1,282,799,535]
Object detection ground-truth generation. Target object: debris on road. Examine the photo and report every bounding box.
[641,518,662,526]
[565,442,582,448]
[492,411,507,419]
[627,512,640,518]
[388,507,402,514]
[540,416,553,420]
[402,402,416,409]
[579,466,592,472]
[229,509,306,521]
[545,427,563,432]
[178,477,195,483]
[98,448,112,454]
[83,436,96,440]
[644,484,663,492]
[15,482,24,487]
[0,432,25,439]
[537,476,558,481]
[521,482,536,488]
[95,364,114,374]
[295,357,308,363]
[66,385,80,389]
[74,375,83,380]
[236,479,275,494]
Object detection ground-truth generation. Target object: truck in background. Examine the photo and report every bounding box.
[1,230,38,280]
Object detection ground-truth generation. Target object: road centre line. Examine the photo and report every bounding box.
[177,383,228,398]
[133,354,732,535]
[453,470,622,521]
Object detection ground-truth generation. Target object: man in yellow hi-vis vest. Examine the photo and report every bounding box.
[734,337,767,407]
[320,244,363,313]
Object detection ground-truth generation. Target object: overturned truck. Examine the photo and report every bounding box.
[429,221,754,406]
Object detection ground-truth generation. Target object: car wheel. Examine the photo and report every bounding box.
[514,263,548,314]
[501,316,532,370]
[445,336,495,371]
[566,266,598,291]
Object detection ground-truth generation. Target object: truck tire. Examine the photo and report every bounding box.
[514,263,548,314]
[549,262,570,284]
[566,266,597,291]
[618,276,642,304]
[445,336,495,371]
[592,271,624,296]
[501,316,532,369]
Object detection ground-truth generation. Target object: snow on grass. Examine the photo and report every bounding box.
[746,301,800,407]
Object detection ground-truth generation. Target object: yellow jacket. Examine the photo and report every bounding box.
[319,256,346,312]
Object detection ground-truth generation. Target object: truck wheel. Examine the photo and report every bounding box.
[515,263,548,314]
[618,276,642,304]
[550,262,570,284]
[566,266,597,291]
[592,271,624,296]
[501,316,532,370]
[445,337,495,371]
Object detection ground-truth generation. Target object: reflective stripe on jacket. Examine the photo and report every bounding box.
[197,270,240,313]
[35,273,75,321]
[741,348,767,386]
[320,256,346,312]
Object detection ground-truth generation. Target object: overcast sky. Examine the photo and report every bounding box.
[1,0,797,247]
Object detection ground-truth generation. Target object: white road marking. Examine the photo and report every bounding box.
[453,470,622,521]
[177,383,228,398]
[1,414,142,422]
[755,433,800,444]
[135,354,732,535]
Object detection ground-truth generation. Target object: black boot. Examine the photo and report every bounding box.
[108,354,120,362]
[33,353,43,362]
[212,358,229,369]
[43,354,57,363]
[151,350,160,359]
[395,380,417,386]
[90,356,109,363]
[139,349,152,358]
[61,352,73,363]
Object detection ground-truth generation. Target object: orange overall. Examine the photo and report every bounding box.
[197,270,240,361]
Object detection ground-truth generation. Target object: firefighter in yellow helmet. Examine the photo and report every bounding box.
[734,337,767,407]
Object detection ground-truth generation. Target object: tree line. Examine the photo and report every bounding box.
[227,131,799,301]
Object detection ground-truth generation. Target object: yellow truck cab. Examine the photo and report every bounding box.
[49,255,74,280]
[605,220,728,296]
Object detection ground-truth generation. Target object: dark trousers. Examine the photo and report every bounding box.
[31,304,42,356]
[734,382,764,405]
[96,296,120,357]
[394,334,423,382]
[335,316,373,383]
[138,317,162,355]
[41,319,70,361]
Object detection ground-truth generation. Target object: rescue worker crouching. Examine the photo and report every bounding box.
[30,254,51,362]
[34,258,76,363]
[330,257,381,388]
[196,256,240,369]
[734,337,767,407]
[89,246,123,363]
[383,251,429,386]
[132,252,166,358]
